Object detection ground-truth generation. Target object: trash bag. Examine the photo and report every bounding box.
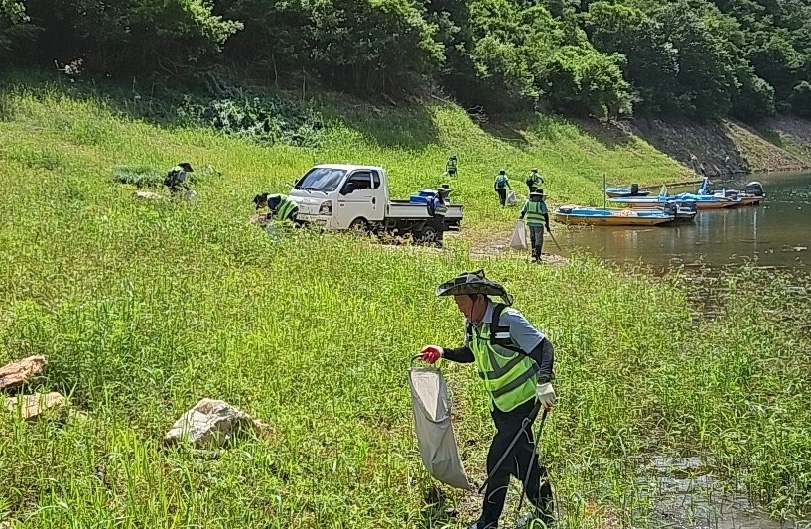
[510,219,528,250]
[506,190,517,206]
[409,360,472,490]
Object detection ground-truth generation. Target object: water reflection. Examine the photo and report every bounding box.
[560,172,811,270]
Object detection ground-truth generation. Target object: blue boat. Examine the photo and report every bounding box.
[553,205,675,226]
[695,177,765,206]
[607,186,737,210]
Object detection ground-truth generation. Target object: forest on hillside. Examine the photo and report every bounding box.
[1,0,809,121]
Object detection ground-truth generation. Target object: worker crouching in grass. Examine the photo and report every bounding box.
[253,192,301,232]
[419,270,557,529]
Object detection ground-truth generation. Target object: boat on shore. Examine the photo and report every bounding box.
[553,205,676,226]
[697,179,765,206]
[607,193,737,209]
[605,184,651,198]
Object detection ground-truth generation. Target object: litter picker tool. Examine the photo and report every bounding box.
[548,230,562,252]
[477,399,547,494]
[517,406,550,514]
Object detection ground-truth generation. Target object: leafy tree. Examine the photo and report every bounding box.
[542,45,632,117]
[0,0,39,59]
[22,0,242,74]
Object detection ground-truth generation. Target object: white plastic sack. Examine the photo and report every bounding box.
[510,219,528,250]
[505,190,517,206]
[409,366,472,490]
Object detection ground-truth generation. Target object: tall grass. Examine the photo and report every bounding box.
[0,77,809,528]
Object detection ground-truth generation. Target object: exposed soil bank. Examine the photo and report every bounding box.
[615,115,811,178]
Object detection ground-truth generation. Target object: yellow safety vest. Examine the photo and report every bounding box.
[468,304,538,412]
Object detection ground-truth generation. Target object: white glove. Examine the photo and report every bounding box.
[536,382,556,410]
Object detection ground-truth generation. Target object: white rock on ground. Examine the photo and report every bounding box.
[133,190,163,200]
[5,392,65,420]
[0,355,48,391]
[164,398,260,449]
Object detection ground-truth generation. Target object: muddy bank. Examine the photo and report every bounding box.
[616,115,811,177]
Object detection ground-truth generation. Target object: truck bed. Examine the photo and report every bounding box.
[388,200,463,220]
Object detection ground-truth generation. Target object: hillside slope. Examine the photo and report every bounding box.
[0,76,692,230]
[1,77,810,529]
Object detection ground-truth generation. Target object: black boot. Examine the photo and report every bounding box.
[533,494,556,527]
[468,520,498,529]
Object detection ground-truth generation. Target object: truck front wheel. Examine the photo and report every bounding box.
[349,217,370,235]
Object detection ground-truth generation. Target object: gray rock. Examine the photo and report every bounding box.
[164,398,259,449]
[0,355,48,391]
[5,392,65,420]
[133,190,163,200]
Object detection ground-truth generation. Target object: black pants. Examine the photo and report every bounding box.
[434,215,445,246]
[529,225,544,261]
[496,188,507,206]
[481,399,553,526]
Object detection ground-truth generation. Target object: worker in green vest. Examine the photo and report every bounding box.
[164,162,194,196]
[519,190,551,263]
[430,185,450,247]
[419,270,556,529]
[526,168,544,194]
[253,192,299,224]
[494,170,511,207]
[446,156,458,177]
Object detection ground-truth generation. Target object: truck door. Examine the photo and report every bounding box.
[336,170,379,226]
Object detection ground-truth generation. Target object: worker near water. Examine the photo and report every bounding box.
[253,192,299,224]
[431,185,451,247]
[519,190,551,263]
[164,162,194,196]
[526,168,544,194]
[494,170,511,207]
[446,156,458,177]
[419,270,556,529]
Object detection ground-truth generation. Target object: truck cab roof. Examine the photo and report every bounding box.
[310,164,385,173]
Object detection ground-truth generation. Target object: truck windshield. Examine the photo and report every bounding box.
[294,168,347,192]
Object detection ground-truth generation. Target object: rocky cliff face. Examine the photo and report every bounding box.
[617,115,811,177]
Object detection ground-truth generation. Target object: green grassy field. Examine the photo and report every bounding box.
[1,77,809,529]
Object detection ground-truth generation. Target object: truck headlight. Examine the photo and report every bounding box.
[319,200,332,215]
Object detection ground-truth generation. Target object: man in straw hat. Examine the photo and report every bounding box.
[519,189,551,263]
[418,270,557,529]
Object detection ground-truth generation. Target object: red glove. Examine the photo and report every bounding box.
[420,345,443,364]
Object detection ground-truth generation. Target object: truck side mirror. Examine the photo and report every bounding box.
[340,182,355,195]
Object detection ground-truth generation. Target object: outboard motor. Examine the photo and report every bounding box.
[681,200,698,213]
[630,183,639,195]
[662,200,678,216]
[745,181,764,197]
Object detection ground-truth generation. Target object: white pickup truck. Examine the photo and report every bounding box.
[287,164,463,242]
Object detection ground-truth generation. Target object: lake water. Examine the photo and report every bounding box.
[557,172,811,271]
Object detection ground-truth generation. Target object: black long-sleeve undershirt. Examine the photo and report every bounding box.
[443,338,554,383]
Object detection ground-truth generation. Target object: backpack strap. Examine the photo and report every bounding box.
[489,303,522,352]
